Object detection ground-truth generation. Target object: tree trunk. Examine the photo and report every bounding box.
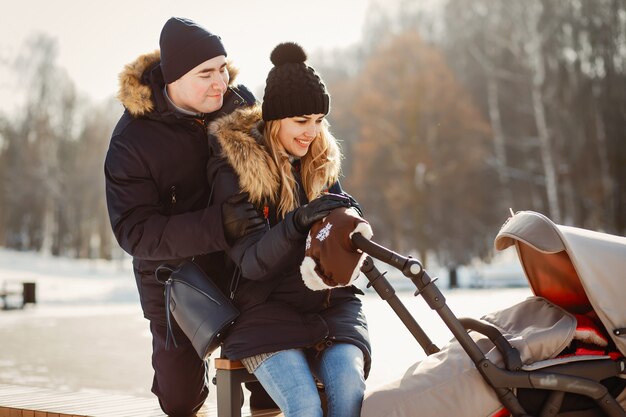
[448,267,458,289]
[526,4,561,222]
[486,76,513,208]
[40,195,54,255]
[593,102,615,228]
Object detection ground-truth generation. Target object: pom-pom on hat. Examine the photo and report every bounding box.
[262,42,330,121]
[159,17,227,84]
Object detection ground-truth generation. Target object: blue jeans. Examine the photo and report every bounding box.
[253,343,365,417]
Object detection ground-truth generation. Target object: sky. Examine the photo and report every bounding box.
[0,0,373,110]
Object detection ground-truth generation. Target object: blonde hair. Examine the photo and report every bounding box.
[264,119,341,219]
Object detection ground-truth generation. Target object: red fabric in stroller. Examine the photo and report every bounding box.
[361,211,626,417]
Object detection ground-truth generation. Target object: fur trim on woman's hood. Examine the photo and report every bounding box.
[117,50,240,117]
[209,105,281,206]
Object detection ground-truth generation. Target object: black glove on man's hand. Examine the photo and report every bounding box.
[222,192,266,246]
[293,193,351,234]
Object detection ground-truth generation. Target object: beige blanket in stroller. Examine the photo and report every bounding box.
[361,297,576,417]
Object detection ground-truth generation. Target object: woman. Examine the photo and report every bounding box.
[207,42,371,417]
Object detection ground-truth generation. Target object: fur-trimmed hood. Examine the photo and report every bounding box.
[117,50,240,117]
[209,105,281,206]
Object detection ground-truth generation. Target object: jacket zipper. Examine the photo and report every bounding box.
[191,117,208,134]
[170,186,177,205]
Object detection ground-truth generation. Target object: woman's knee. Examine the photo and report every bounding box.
[325,367,365,406]
[316,343,365,416]
[254,349,323,417]
[319,343,365,384]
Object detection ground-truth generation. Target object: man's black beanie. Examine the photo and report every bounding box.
[159,17,227,84]
[262,42,330,121]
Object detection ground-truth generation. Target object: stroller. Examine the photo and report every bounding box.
[353,210,626,417]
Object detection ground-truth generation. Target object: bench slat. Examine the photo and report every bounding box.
[214,358,246,370]
[0,384,281,417]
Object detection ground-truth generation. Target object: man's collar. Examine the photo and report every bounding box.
[163,86,203,118]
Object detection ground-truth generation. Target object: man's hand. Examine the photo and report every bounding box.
[222,193,266,246]
[293,193,351,233]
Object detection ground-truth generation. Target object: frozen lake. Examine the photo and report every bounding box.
[0,248,533,405]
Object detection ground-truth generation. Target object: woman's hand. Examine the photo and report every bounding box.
[293,193,351,233]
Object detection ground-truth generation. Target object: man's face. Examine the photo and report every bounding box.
[168,55,229,114]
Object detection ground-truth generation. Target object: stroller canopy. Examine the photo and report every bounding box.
[494,210,626,356]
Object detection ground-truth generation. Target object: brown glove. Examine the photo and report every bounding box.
[300,207,373,290]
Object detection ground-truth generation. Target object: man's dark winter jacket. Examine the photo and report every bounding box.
[207,106,371,378]
[104,50,255,324]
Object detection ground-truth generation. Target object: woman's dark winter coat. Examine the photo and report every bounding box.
[207,106,371,377]
[104,50,255,324]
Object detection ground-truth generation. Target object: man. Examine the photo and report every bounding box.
[104,17,267,416]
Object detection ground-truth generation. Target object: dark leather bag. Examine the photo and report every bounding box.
[155,261,239,360]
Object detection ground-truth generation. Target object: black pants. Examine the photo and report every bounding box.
[150,321,208,416]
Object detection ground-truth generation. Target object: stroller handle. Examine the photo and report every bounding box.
[352,233,423,276]
[352,233,495,360]
[360,255,440,355]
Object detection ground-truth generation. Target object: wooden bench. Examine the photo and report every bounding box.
[0,281,36,310]
[0,383,283,417]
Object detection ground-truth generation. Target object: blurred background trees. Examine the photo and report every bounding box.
[0,34,120,258]
[320,0,626,269]
[0,0,624,272]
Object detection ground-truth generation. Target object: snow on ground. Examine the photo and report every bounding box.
[0,247,533,402]
[0,248,137,305]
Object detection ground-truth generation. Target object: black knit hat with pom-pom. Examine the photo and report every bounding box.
[262,42,330,121]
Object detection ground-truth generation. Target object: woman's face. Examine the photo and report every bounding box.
[278,114,325,157]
